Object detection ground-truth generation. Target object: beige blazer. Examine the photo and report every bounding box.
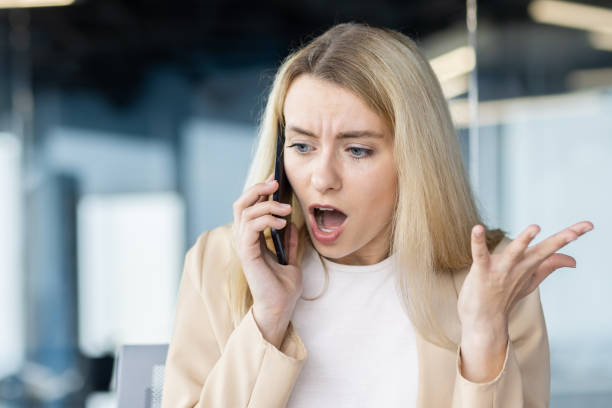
[161,222,550,407]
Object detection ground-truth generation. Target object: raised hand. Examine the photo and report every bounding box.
[456,220,594,382]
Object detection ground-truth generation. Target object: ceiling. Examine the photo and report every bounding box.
[0,0,610,105]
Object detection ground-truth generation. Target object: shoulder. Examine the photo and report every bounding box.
[184,221,235,296]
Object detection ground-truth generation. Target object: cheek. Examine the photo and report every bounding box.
[284,154,298,184]
[349,163,397,218]
[284,153,307,199]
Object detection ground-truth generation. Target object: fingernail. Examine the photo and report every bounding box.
[281,203,290,208]
[267,180,276,185]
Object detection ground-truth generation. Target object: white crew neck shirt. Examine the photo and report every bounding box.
[286,240,419,408]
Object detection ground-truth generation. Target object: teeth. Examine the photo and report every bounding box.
[315,207,337,233]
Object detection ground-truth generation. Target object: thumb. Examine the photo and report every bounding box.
[471,224,490,268]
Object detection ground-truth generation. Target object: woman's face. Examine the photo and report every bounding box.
[283,74,398,265]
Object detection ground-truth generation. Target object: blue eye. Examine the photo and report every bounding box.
[288,143,311,153]
[348,147,372,159]
[287,143,373,160]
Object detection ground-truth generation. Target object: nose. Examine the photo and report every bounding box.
[311,149,341,193]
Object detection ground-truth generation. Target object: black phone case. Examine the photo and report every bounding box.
[270,123,292,265]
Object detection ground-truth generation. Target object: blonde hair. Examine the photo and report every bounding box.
[226,22,506,349]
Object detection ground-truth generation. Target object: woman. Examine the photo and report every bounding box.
[161,22,593,407]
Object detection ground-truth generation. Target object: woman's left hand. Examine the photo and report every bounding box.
[456,220,594,382]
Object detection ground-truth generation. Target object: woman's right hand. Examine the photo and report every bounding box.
[232,174,302,347]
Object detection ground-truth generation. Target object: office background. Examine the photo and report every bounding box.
[0,0,610,406]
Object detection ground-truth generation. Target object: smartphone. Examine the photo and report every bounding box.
[270,122,293,265]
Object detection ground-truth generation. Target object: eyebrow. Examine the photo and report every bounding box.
[286,125,384,140]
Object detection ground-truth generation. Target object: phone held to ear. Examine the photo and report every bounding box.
[270,123,293,265]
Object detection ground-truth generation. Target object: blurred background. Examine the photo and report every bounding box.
[0,0,610,406]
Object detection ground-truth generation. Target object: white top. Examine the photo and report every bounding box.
[286,240,419,407]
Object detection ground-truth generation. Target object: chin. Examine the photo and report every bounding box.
[310,239,349,260]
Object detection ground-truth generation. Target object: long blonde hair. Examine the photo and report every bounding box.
[226,22,506,349]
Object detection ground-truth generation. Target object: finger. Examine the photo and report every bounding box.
[251,193,269,218]
[249,215,285,261]
[259,230,274,263]
[498,224,540,273]
[241,200,292,223]
[233,179,278,223]
[252,178,275,207]
[521,253,576,295]
[471,224,490,268]
[254,194,267,206]
[522,220,593,270]
[248,215,287,239]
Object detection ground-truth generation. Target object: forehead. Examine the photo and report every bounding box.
[283,74,390,137]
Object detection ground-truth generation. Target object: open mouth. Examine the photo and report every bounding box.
[313,207,348,232]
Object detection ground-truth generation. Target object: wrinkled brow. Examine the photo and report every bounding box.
[287,125,385,140]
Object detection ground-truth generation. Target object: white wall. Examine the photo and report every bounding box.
[45,127,176,194]
[0,133,24,377]
[42,126,185,357]
[478,89,612,394]
[77,192,185,357]
[181,119,256,245]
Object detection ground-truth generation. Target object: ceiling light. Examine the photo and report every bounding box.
[429,46,476,82]
[589,32,612,52]
[440,74,469,99]
[448,90,603,128]
[0,0,74,8]
[528,0,612,35]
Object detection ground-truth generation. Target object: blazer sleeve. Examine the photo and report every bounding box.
[161,229,308,408]
[451,286,551,407]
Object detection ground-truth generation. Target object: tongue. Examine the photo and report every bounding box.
[321,210,346,228]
